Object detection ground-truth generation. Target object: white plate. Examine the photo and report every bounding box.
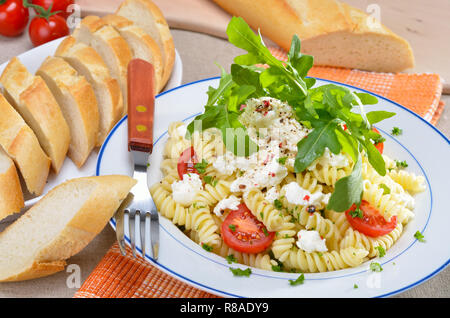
[0,37,183,208]
[97,77,450,298]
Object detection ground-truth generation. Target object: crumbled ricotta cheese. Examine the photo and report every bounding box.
[296,230,328,253]
[282,182,328,207]
[213,195,241,217]
[265,187,279,202]
[308,148,349,171]
[171,174,203,206]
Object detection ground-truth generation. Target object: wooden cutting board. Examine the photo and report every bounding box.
[75,0,450,94]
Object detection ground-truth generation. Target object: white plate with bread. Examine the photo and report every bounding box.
[98,77,450,298]
[0,0,182,218]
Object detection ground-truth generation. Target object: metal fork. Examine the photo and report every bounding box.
[115,58,159,259]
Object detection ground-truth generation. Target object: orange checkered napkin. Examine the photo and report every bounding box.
[74,48,445,299]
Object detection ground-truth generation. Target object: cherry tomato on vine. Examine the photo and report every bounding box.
[221,203,275,254]
[31,0,74,18]
[28,13,68,47]
[0,0,30,37]
[345,200,397,238]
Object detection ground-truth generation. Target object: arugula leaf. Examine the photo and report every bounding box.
[366,111,396,124]
[327,154,363,212]
[294,120,341,173]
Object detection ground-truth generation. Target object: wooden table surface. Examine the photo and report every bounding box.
[0,0,449,298]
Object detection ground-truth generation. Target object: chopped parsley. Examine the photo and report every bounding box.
[353,284,358,289]
[277,157,288,165]
[375,246,386,258]
[391,127,403,136]
[273,199,283,210]
[229,267,252,277]
[395,160,408,169]
[349,208,363,219]
[373,135,386,145]
[414,230,426,242]
[262,227,269,237]
[288,273,305,286]
[379,183,391,195]
[203,175,218,187]
[260,212,264,219]
[229,224,236,232]
[271,262,283,272]
[226,254,237,264]
[370,262,383,272]
[202,243,213,252]
[194,159,208,174]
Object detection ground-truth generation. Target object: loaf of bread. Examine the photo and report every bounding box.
[0,147,24,221]
[213,0,415,73]
[102,14,164,94]
[0,93,51,196]
[116,0,175,88]
[0,57,71,173]
[37,56,100,167]
[73,16,133,116]
[0,175,136,282]
[55,36,124,146]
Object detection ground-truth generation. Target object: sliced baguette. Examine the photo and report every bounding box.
[0,57,71,173]
[116,0,175,89]
[73,16,133,116]
[102,14,164,94]
[37,57,100,167]
[0,93,50,196]
[0,147,24,221]
[212,0,414,73]
[55,36,123,146]
[0,175,136,282]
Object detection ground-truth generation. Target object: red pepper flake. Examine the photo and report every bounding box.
[263,111,268,116]
[240,104,247,111]
[279,142,283,148]
[263,100,270,107]
[343,124,348,131]
[268,172,275,177]
[303,195,310,201]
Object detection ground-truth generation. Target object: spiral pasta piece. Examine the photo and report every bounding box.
[194,180,231,206]
[295,171,324,194]
[271,216,297,262]
[191,130,225,162]
[284,247,368,273]
[309,164,352,186]
[389,170,426,194]
[243,188,284,232]
[339,223,403,258]
[325,210,350,238]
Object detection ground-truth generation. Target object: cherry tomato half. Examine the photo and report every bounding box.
[177,146,199,180]
[28,14,69,47]
[221,203,275,254]
[345,200,397,238]
[372,127,384,154]
[0,0,30,37]
[32,0,74,19]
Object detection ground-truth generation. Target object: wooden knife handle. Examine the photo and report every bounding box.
[127,59,155,153]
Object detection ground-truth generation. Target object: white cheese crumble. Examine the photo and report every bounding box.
[308,148,349,171]
[213,195,241,217]
[296,230,328,253]
[265,187,279,202]
[282,182,329,207]
[171,174,203,206]
[176,124,187,138]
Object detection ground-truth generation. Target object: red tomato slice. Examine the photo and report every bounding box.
[372,127,384,154]
[177,147,199,180]
[345,200,397,238]
[221,203,275,254]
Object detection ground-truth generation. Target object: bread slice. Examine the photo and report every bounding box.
[55,36,123,146]
[102,14,164,94]
[73,16,133,116]
[0,93,51,196]
[116,0,175,88]
[0,175,136,282]
[212,0,414,73]
[0,147,24,221]
[0,57,71,173]
[37,57,99,167]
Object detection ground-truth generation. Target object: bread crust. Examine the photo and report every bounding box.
[55,37,124,146]
[0,148,24,221]
[116,0,175,89]
[37,57,100,167]
[212,0,414,72]
[0,93,50,196]
[0,175,136,282]
[0,57,70,173]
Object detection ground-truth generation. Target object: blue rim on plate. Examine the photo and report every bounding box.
[97,76,449,298]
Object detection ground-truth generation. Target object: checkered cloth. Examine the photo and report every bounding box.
[74,48,445,298]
